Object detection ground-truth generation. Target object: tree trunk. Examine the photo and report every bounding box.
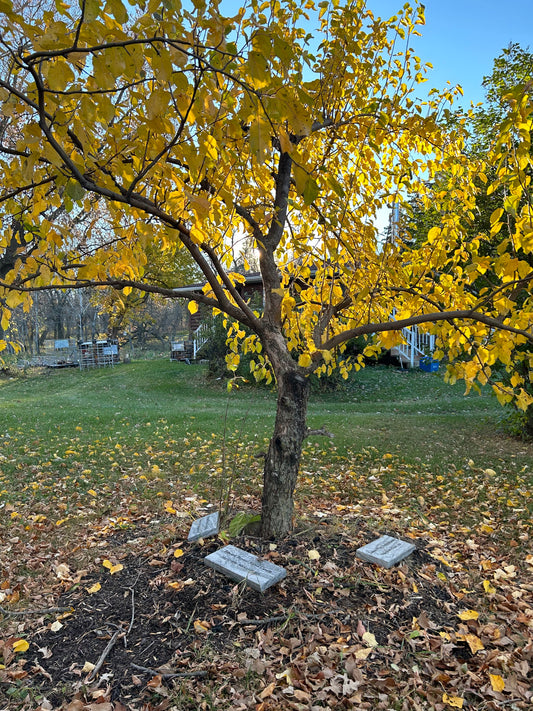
[261,367,310,538]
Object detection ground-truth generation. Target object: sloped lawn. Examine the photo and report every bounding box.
[0,361,531,709]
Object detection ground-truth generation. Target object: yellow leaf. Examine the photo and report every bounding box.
[362,631,378,647]
[87,582,101,594]
[275,668,293,683]
[168,577,194,591]
[88,489,97,497]
[457,609,479,621]
[355,646,373,660]
[307,549,320,561]
[193,619,210,634]
[442,693,464,708]
[168,581,185,590]
[102,560,123,575]
[461,633,484,654]
[164,500,177,514]
[173,548,184,558]
[188,300,198,315]
[483,580,496,594]
[298,353,312,367]
[12,639,29,653]
[249,114,270,164]
[489,674,505,692]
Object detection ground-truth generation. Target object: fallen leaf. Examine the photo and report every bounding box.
[457,609,479,621]
[275,668,292,683]
[82,661,96,673]
[12,639,29,653]
[50,621,63,632]
[489,673,505,692]
[259,681,276,699]
[483,580,496,594]
[443,693,464,708]
[461,633,484,654]
[102,560,123,575]
[55,563,71,580]
[65,701,85,711]
[193,619,210,634]
[86,582,101,594]
[355,647,373,660]
[362,631,378,647]
[308,549,320,561]
[173,548,184,558]
[293,689,310,702]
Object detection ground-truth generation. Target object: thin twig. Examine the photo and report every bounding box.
[127,588,135,636]
[124,571,142,645]
[235,615,289,627]
[131,663,208,680]
[86,629,122,681]
[0,604,72,617]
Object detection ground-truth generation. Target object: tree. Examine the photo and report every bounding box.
[1,0,532,537]
[405,44,533,435]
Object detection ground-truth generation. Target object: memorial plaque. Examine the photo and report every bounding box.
[356,535,416,568]
[188,511,220,541]
[204,545,287,592]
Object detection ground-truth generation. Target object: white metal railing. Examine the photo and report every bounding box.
[395,325,436,368]
[193,321,213,358]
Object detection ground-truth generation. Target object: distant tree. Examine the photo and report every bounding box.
[1,0,532,536]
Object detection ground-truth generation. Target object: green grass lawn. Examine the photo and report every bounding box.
[2,360,531,711]
[0,359,531,556]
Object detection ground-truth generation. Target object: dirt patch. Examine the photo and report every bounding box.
[3,526,460,707]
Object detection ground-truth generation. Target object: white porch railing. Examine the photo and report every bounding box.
[193,320,213,358]
[394,324,436,368]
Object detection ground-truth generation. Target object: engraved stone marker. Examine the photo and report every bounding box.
[204,545,287,592]
[356,535,416,568]
[188,511,220,542]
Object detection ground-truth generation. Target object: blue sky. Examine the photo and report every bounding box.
[372,0,533,106]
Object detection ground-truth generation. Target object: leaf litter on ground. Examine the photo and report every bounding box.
[1,488,532,710]
[0,365,532,709]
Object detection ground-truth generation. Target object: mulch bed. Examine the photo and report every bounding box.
[1,517,531,710]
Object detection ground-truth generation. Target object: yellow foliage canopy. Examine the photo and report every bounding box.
[0,0,531,409]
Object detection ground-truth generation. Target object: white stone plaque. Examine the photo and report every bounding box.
[204,545,287,592]
[356,535,416,568]
[188,511,220,541]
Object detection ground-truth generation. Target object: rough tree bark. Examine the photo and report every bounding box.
[258,324,311,538]
[261,365,310,538]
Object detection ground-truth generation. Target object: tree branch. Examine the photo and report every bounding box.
[319,309,533,357]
